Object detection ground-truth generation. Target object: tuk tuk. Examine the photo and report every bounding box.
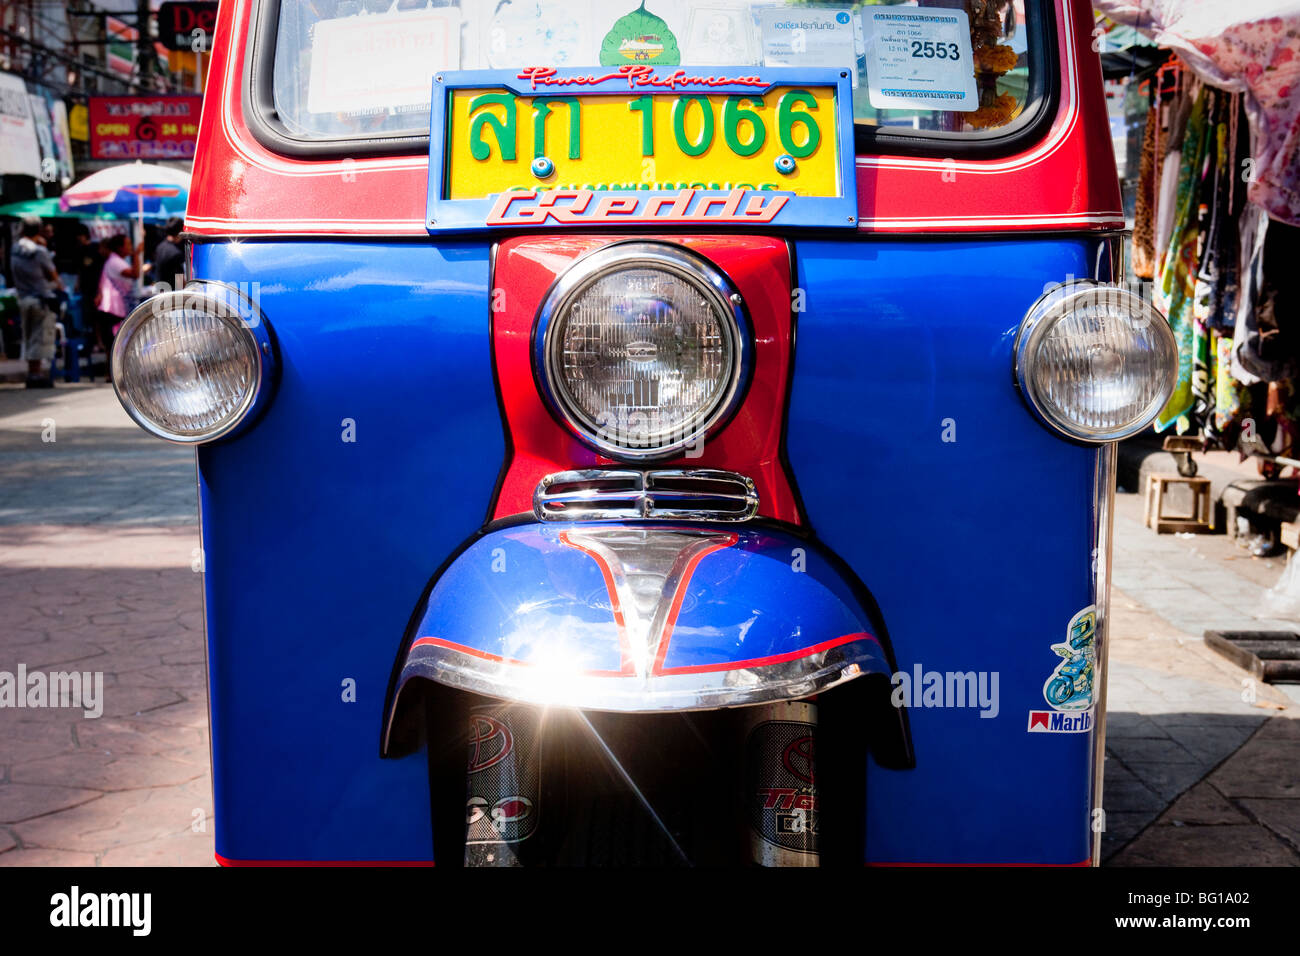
[111,0,1177,866]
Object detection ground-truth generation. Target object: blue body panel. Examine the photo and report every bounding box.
[788,237,1108,865]
[193,240,502,862]
[193,233,1108,865]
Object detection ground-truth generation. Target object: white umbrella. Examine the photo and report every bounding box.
[59,161,191,209]
[61,161,191,294]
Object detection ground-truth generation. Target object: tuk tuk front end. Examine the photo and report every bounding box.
[111,0,1175,866]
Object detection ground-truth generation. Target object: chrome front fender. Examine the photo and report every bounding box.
[382,522,910,764]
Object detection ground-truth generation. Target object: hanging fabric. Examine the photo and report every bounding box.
[1132,101,1160,278]
[1092,0,1300,227]
[1154,84,1211,430]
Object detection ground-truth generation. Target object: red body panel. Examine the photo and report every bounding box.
[490,235,801,524]
[186,0,1121,237]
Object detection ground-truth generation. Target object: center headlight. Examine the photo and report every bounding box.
[535,242,749,460]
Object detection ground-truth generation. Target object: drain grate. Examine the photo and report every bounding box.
[1203,630,1300,684]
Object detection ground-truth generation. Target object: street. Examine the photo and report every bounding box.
[0,383,1297,866]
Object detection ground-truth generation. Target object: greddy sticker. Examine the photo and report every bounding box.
[862,8,978,112]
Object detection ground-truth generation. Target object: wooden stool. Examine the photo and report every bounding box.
[1144,473,1214,533]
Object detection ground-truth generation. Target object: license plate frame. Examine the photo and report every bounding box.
[426,66,858,233]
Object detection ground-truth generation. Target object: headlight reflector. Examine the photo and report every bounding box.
[112,283,272,443]
[536,243,748,459]
[1014,282,1177,442]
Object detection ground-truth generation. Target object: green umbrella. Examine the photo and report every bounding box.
[0,196,118,219]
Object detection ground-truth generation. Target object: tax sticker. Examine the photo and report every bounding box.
[862,8,978,112]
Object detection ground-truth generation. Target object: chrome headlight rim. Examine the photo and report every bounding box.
[533,241,751,462]
[111,281,274,445]
[1014,280,1177,444]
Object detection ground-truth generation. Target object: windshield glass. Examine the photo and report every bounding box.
[271,0,1040,143]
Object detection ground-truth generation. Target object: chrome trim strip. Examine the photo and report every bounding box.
[392,637,877,716]
[1090,441,1117,867]
[534,469,759,522]
[533,241,751,461]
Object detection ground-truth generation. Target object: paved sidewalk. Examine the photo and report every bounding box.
[0,383,211,866]
[1102,491,1300,865]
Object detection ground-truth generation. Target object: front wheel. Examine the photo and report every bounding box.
[1046,677,1073,706]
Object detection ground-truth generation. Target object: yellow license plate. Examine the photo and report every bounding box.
[444,86,839,200]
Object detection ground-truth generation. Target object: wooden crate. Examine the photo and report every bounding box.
[1143,473,1213,534]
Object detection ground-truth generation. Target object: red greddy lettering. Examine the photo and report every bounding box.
[485,187,789,227]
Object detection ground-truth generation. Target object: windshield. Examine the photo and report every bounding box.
[270,0,1040,144]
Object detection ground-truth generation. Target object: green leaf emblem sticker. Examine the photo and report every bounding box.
[600,1,681,66]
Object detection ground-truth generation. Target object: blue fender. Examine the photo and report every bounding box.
[383,521,910,763]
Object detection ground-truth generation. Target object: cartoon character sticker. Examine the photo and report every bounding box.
[600,1,680,65]
[1042,606,1096,711]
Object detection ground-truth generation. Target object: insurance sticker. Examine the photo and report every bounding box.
[862,8,978,112]
[756,8,862,87]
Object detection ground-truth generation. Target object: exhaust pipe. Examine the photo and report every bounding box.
[464,705,543,867]
[742,700,819,867]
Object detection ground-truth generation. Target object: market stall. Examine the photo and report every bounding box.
[1096,0,1300,452]
[1096,2,1300,632]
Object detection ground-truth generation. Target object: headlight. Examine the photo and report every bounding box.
[535,242,748,460]
[112,282,274,443]
[1014,282,1177,442]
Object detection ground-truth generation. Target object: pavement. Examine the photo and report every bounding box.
[0,382,210,866]
[1102,473,1300,865]
[0,384,1297,866]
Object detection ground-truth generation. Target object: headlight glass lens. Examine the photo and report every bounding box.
[1018,285,1177,441]
[542,245,743,458]
[113,293,262,442]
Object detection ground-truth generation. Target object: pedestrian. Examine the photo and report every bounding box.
[11,214,64,389]
[152,217,185,292]
[73,223,105,339]
[96,233,141,382]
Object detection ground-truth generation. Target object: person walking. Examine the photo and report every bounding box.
[96,233,141,382]
[11,215,64,389]
[152,217,185,292]
[73,224,105,339]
